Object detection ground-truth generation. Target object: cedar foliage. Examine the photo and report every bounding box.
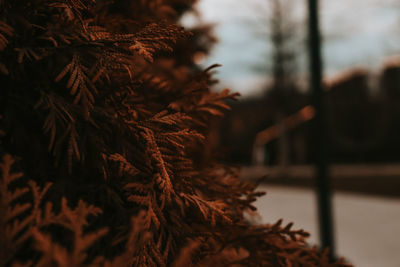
[0,0,350,266]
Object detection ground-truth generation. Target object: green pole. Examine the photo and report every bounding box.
[307,0,335,260]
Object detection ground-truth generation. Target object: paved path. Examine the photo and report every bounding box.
[254,185,400,267]
[241,165,400,197]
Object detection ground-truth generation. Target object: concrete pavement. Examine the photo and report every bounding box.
[253,185,400,267]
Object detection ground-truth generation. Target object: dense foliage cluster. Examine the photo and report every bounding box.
[0,0,350,266]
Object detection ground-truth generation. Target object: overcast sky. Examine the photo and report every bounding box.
[182,0,400,96]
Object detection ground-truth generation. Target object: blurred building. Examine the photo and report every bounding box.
[216,59,400,165]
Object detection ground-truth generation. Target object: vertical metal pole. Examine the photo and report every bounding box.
[307,0,335,260]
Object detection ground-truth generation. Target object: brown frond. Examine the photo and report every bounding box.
[35,92,75,152]
[108,153,140,177]
[32,198,107,267]
[106,211,152,267]
[197,88,240,117]
[0,155,52,266]
[0,20,13,51]
[55,54,97,117]
[129,22,188,62]
[140,127,176,206]
[49,0,95,21]
[181,194,232,226]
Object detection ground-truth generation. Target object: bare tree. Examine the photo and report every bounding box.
[268,0,299,95]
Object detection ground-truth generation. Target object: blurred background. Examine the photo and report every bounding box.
[182,0,400,266]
